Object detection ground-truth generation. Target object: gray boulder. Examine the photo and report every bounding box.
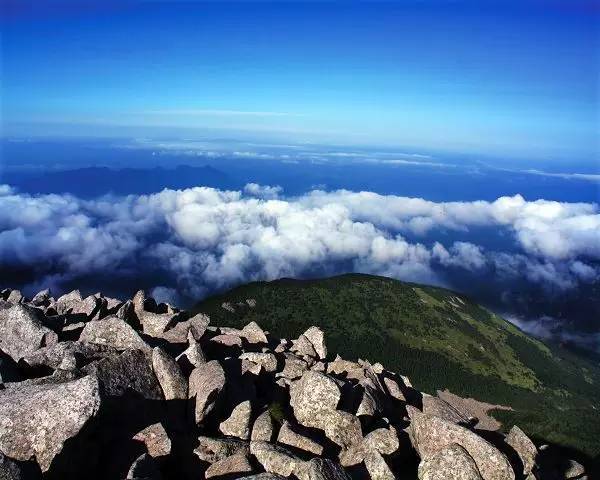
[410,412,514,480]
[188,360,226,423]
[133,423,171,458]
[302,326,327,359]
[79,316,150,352]
[83,349,162,400]
[0,375,100,472]
[364,450,395,480]
[21,341,117,371]
[195,436,249,464]
[249,441,306,478]
[152,347,187,400]
[0,303,58,361]
[219,400,252,440]
[277,421,324,456]
[418,443,483,480]
[505,425,537,476]
[251,410,274,442]
[204,452,253,479]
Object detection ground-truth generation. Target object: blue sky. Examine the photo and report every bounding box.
[2,1,598,162]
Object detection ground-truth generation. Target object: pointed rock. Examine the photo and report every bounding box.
[278,420,324,455]
[505,426,537,476]
[251,410,274,442]
[219,400,252,439]
[250,441,306,478]
[189,360,226,424]
[241,321,268,344]
[239,352,278,373]
[302,326,327,359]
[364,450,395,480]
[152,347,187,400]
[133,423,171,458]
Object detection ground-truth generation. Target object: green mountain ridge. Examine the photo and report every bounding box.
[192,273,600,461]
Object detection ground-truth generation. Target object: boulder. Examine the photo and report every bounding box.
[21,341,116,371]
[277,421,324,456]
[356,386,380,417]
[0,375,100,472]
[133,423,171,458]
[338,426,399,467]
[211,334,243,348]
[364,450,395,480]
[83,349,163,400]
[240,321,268,344]
[290,371,341,426]
[278,353,309,380]
[195,436,249,464]
[6,290,23,304]
[219,400,252,440]
[505,425,537,476]
[79,316,150,352]
[302,327,327,359]
[564,459,585,479]
[31,289,51,308]
[422,395,468,424]
[205,452,253,479]
[176,330,207,372]
[161,313,210,343]
[418,443,483,480]
[152,347,187,400]
[320,410,362,449]
[188,360,226,424]
[302,458,351,480]
[0,303,58,361]
[126,453,162,480]
[410,412,515,480]
[239,352,278,373]
[291,335,318,359]
[251,410,275,442]
[249,441,306,478]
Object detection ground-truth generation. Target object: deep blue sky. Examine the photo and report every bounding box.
[2,1,599,163]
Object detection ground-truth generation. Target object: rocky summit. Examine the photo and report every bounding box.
[0,287,589,480]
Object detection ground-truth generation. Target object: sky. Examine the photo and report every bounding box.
[2,0,599,162]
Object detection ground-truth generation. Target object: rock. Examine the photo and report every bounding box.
[0,452,37,480]
[237,475,286,480]
[505,425,537,476]
[251,410,274,442]
[133,423,171,458]
[278,353,309,380]
[290,371,341,426]
[249,441,306,478]
[162,313,210,343]
[0,375,100,472]
[126,453,162,480]
[0,303,58,361]
[564,459,585,479]
[176,330,207,371]
[6,290,23,304]
[188,360,226,423]
[291,335,318,358]
[31,289,51,307]
[418,443,483,480]
[302,458,351,480]
[383,376,406,402]
[422,395,468,424]
[240,352,278,373]
[205,452,253,479]
[410,412,514,480]
[137,310,177,338]
[219,400,252,439]
[320,410,362,449]
[211,334,243,348]
[364,450,395,480]
[83,349,163,400]
[152,347,187,400]
[21,341,116,371]
[79,316,150,352]
[302,327,327,359]
[240,321,268,344]
[195,436,249,464]
[365,427,400,456]
[277,421,324,456]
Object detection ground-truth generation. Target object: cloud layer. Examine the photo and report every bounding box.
[1,184,598,344]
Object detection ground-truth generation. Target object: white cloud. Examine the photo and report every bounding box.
[0,186,598,307]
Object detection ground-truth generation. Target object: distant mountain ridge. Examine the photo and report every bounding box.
[3,165,236,198]
[192,273,600,461]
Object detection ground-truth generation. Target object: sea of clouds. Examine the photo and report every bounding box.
[1,183,599,345]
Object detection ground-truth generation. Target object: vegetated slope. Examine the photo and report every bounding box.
[193,273,600,459]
